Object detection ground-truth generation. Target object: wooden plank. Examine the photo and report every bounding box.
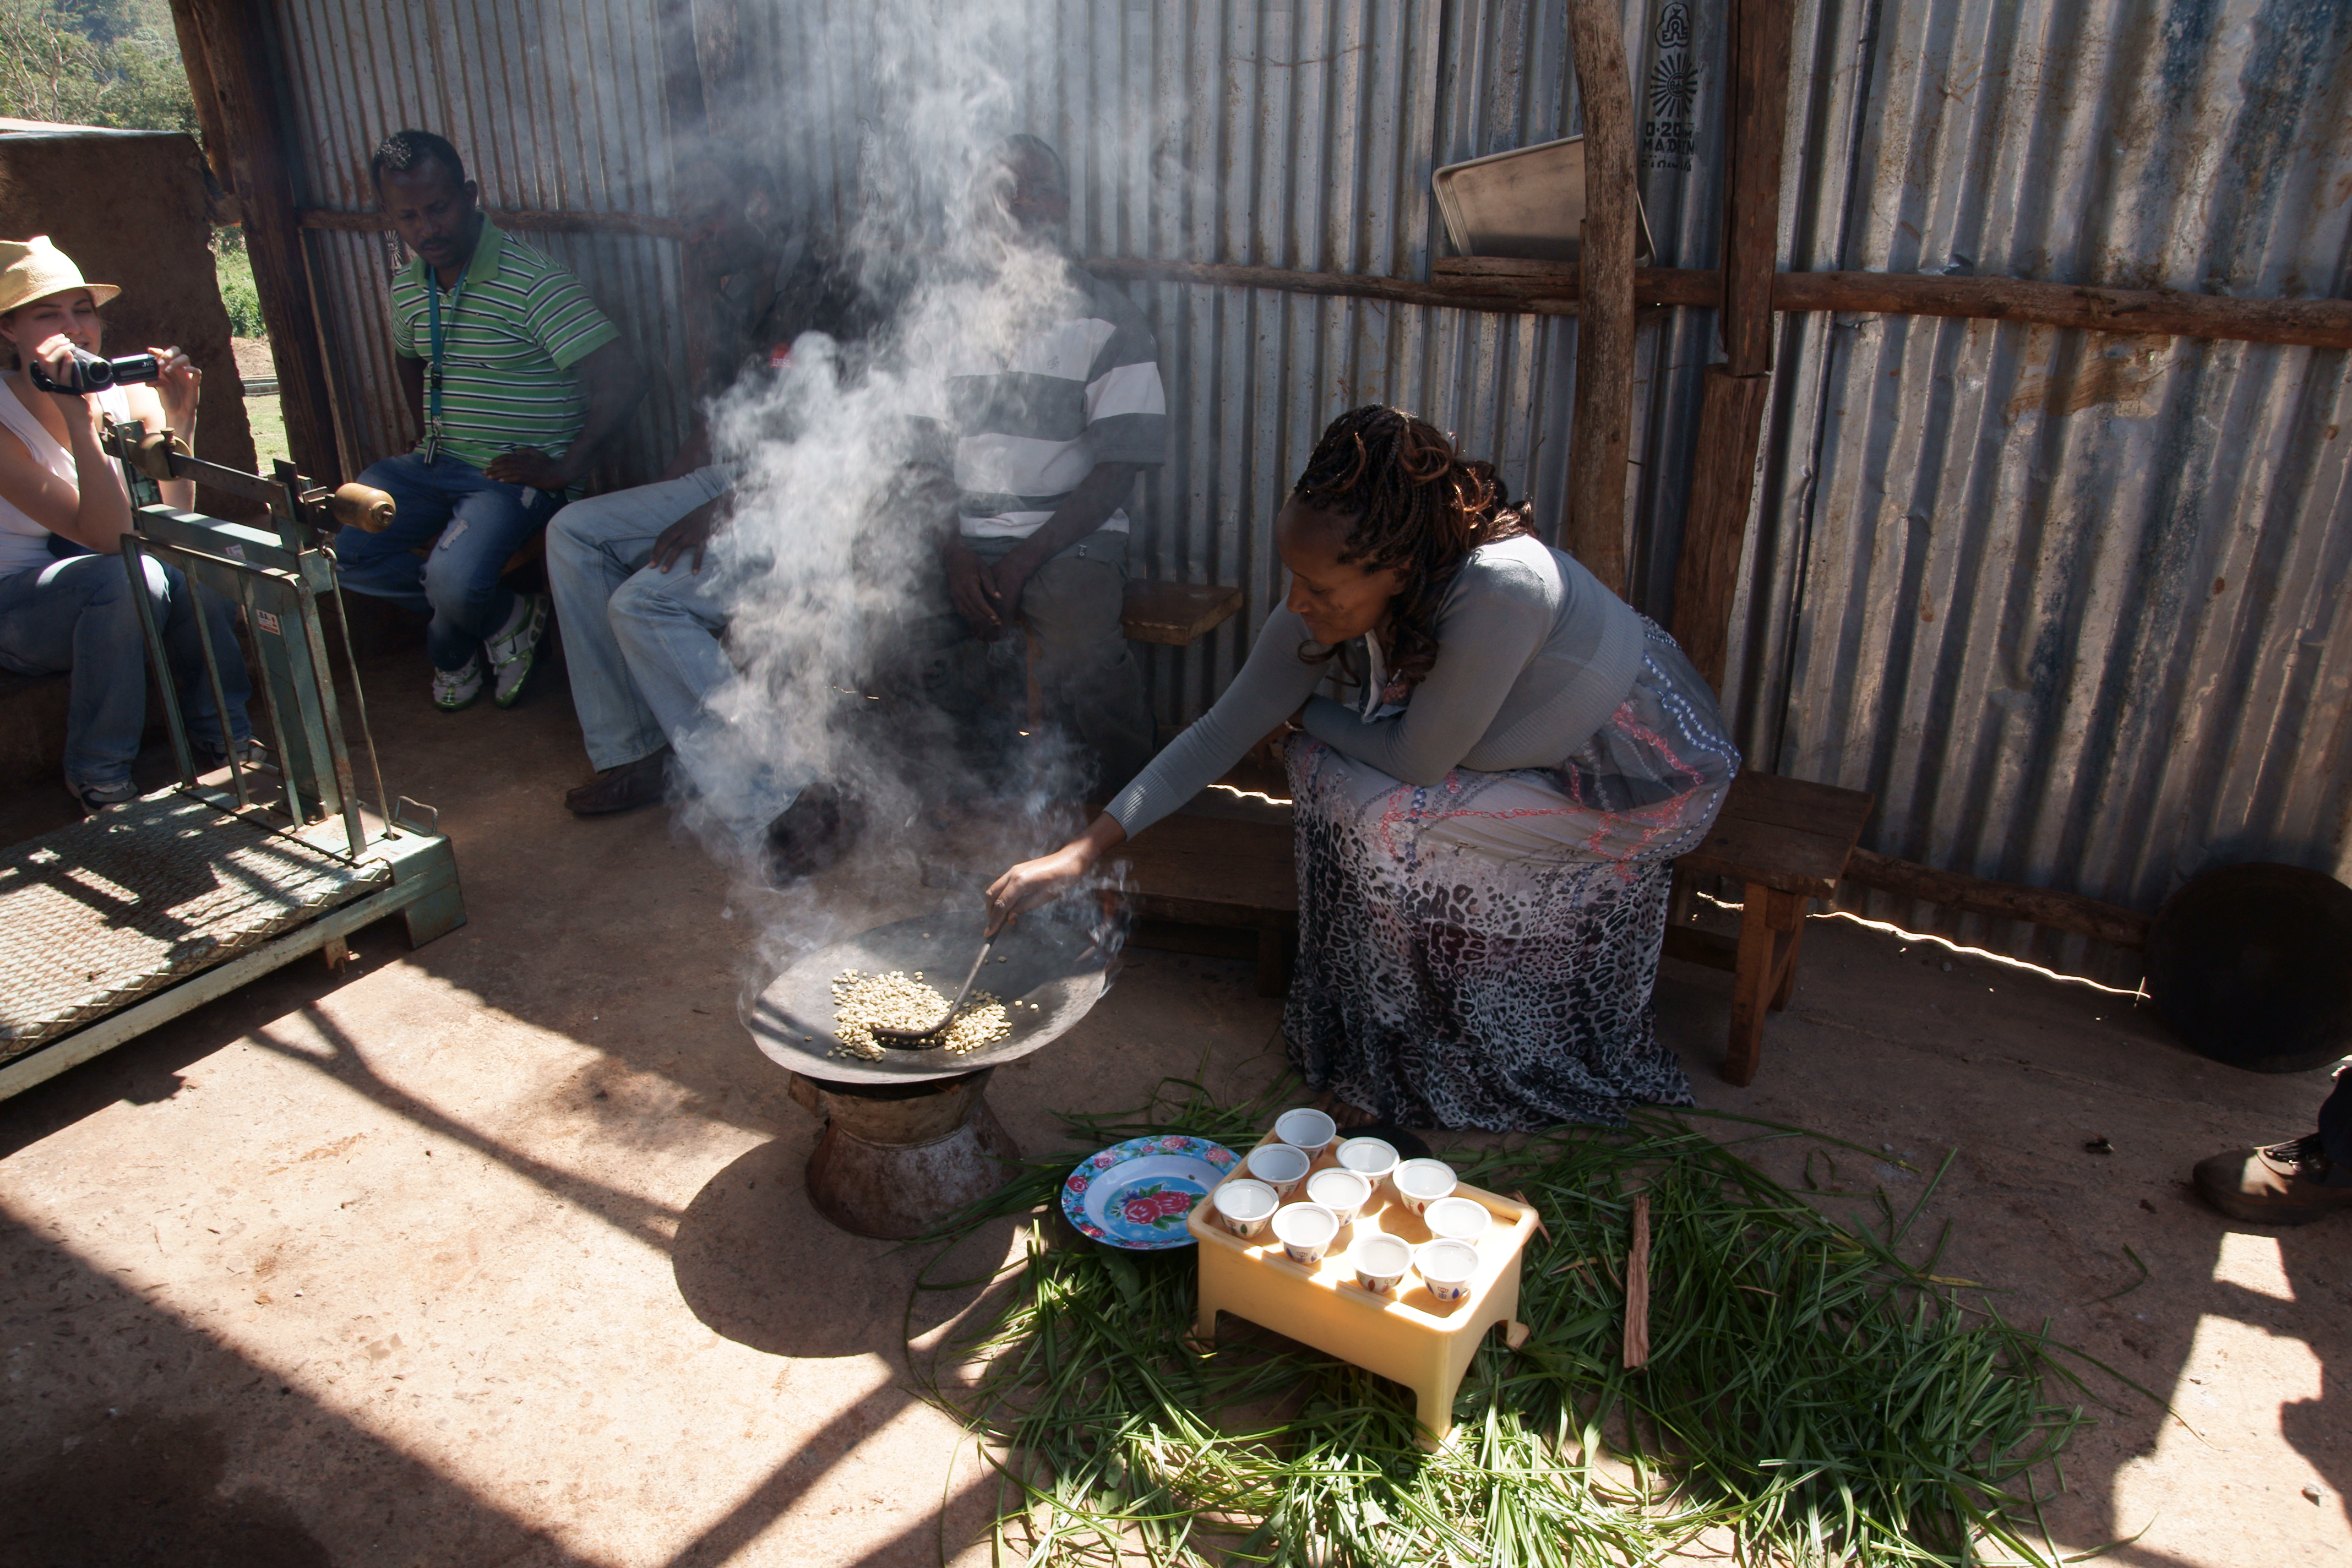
[1564,0,1637,598]
[173,0,341,482]
[1679,814,1852,899]
[1669,366,1772,689]
[1721,0,1795,375]
[1087,257,1588,317]
[296,206,688,242]
[1722,770,1874,839]
[1842,846,2152,949]
[1771,270,2352,350]
[1121,580,1245,646]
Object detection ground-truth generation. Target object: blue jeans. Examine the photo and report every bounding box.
[545,470,804,842]
[333,451,560,671]
[0,551,252,790]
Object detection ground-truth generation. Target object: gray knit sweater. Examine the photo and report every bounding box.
[1106,533,1646,837]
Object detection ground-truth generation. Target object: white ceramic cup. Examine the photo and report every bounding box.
[1273,1107,1338,1158]
[1391,1157,1457,1216]
[1352,1233,1412,1294]
[1416,1238,1480,1301]
[1305,1167,1371,1226]
[1211,1178,1278,1239]
[1336,1136,1401,1188]
[1424,1195,1492,1245]
[1270,1201,1340,1265]
[1245,1141,1311,1196]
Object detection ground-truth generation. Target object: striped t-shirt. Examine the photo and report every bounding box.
[945,266,1166,538]
[389,219,619,470]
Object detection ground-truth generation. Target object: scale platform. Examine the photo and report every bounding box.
[0,782,461,1099]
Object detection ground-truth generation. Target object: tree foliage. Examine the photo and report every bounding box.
[0,2,197,136]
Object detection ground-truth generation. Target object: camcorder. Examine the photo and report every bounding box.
[28,347,162,395]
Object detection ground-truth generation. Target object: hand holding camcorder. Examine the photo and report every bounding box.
[29,346,162,395]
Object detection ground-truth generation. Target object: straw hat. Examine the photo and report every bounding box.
[0,235,118,315]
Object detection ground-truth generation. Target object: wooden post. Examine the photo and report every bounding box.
[1669,0,1794,690]
[168,0,342,483]
[1562,0,1636,599]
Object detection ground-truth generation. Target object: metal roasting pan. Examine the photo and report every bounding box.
[743,906,1110,1086]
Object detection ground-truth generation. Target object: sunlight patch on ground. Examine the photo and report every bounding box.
[2212,1231,2296,1302]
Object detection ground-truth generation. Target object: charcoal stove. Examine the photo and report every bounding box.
[744,903,1109,1237]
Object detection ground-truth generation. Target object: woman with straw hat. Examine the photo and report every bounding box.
[0,234,251,812]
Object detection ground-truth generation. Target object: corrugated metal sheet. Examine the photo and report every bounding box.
[1728,0,2352,979]
[255,0,2352,984]
[266,0,692,483]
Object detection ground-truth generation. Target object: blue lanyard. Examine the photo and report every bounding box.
[425,271,467,428]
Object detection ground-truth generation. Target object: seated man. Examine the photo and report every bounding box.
[333,129,643,712]
[546,147,879,865]
[926,135,1164,797]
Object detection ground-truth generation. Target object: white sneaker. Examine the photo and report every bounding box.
[433,656,484,712]
[486,592,549,709]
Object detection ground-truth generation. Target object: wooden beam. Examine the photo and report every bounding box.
[1672,0,1795,690]
[1669,365,1771,687]
[1087,255,1588,316]
[171,1,341,482]
[1436,257,2352,349]
[1562,0,1637,597]
[1721,0,1795,375]
[1842,846,2152,950]
[1771,270,2352,349]
[296,206,688,242]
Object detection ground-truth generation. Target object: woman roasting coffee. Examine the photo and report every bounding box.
[987,406,1739,1131]
[0,235,251,812]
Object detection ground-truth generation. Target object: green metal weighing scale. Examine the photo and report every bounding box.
[0,425,463,1100]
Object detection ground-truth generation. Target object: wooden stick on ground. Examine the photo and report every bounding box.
[1623,1191,1652,1370]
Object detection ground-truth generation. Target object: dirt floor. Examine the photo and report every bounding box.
[0,630,2345,1567]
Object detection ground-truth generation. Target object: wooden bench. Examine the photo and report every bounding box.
[1111,806,1297,997]
[1120,579,1245,645]
[1664,771,1875,1086]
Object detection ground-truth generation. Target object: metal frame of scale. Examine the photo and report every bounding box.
[0,425,464,1101]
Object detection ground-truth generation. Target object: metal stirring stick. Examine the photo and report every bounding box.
[870,929,998,1046]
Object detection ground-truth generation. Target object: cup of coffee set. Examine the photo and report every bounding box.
[1202,1106,1498,1304]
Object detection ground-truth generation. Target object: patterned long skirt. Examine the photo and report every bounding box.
[1282,618,1740,1131]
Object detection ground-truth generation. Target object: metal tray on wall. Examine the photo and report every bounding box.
[1431,135,1656,265]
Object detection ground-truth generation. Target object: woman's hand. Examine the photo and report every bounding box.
[28,336,88,412]
[148,346,199,430]
[984,813,1130,934]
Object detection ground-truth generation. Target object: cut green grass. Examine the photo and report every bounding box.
[911,1081,2153,1567]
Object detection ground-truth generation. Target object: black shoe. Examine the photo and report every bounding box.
[66,776,139,814]
[761,782,868,884]
[565,747,672,816]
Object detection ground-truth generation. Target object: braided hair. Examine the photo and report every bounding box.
[1289,405,1531,687]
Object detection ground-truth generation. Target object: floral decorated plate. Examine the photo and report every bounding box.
[1060,1135,1240,1250]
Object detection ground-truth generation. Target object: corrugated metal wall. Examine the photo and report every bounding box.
[269,0,693,483]
[1727,0,2352,978]
[261,0,2352,979]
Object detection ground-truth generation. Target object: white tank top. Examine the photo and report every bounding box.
[0,377,129,576]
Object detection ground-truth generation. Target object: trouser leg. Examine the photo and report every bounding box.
[153,557,253,749]
[1004,529,1153,796]
[607,548,794,839]
[333,453,451,621]
[419,466,558,669]
[0,554,150,789]
[547,471,724,770]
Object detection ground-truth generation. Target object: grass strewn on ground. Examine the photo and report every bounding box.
[911,1082,2153,1567]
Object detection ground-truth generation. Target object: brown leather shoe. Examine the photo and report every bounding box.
[2192,1136,2352,1226]
[564,747,671,816]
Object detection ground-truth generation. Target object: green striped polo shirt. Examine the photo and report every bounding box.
[388,219,619,470]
